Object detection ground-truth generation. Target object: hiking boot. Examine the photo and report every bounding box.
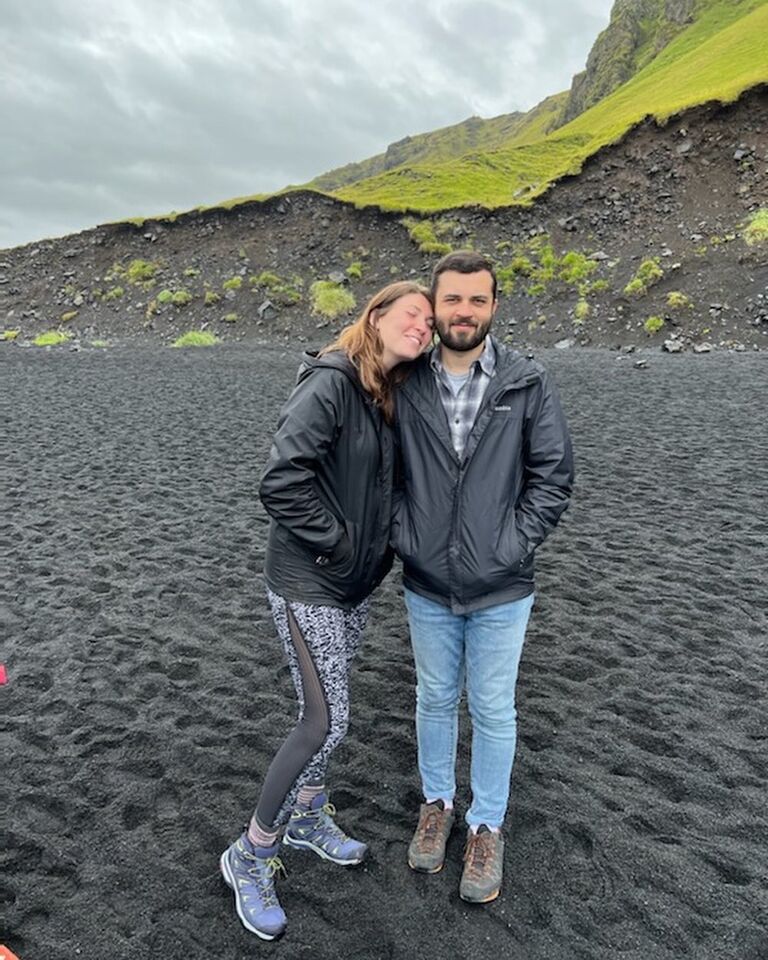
[283,793,367,865]
[407,800,455,873]
[459,826,504,903]
[220,832,287,940]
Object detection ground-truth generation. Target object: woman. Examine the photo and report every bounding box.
[220,281,434,940]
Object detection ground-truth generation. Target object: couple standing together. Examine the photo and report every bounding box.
[220,251,574,940]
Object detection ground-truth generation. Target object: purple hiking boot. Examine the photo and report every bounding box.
[283,793,367,865]
[220,832,287,940]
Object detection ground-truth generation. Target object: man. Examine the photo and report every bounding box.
[392,250,574,903]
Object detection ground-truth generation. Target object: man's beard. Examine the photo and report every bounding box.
[435,317,492,352]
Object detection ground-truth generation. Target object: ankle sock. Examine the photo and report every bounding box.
[247,816,279,848]
[296,783,325,807]
[426,797,454,811]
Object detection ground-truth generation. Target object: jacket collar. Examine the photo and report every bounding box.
[398,337,542,461]
[404,337,540,398]
[429,336,497,380]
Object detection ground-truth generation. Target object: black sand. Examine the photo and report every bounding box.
[3,343,767,960]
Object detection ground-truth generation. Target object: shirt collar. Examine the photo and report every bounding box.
[430,336,496,377]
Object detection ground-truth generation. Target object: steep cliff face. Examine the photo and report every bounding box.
[560,0,697,123]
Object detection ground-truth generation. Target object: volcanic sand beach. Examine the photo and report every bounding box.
[3,342,767,960]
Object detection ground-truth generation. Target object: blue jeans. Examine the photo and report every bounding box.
[404,588,535,829]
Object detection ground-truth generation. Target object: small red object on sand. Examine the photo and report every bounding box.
[0,945,22,960]
[0,664,6,685]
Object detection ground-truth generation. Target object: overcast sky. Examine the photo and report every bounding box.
[1,0,614,250]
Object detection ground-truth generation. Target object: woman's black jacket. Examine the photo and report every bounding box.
[260,350,394,609]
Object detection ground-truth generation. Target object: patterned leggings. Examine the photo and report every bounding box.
[254,589,370,830]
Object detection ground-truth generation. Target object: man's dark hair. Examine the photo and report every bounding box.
[431,250,497,301]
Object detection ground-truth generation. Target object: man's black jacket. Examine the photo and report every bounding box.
[260,351,394,609]
[392,338,574,614]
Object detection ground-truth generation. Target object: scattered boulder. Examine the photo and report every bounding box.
[258,300,277,321]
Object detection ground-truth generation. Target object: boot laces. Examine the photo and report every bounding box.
[418,807,444,851]
[244,853,286,907]
[317,801,350,841]
[464,831,493,879]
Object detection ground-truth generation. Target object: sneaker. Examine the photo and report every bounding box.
[459,826,504,903]
[283,794,367,865]
[220,832,287,940]
[407,800,455,873]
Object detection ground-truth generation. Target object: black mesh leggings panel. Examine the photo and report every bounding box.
[254,590,369,830]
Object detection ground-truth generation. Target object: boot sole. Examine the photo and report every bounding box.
[282,834,365,865]
[219,850,285,940]
[407,857,445,873]
[459,886,501,904]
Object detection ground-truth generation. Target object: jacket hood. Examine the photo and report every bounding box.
[297,349,365,391]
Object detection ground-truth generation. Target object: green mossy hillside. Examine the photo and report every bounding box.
[334,0,768,211]
[310,93,569,192]
[118,0,768,229]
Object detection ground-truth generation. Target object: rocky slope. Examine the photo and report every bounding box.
[1,87,766,354]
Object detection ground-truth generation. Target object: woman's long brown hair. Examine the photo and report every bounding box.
[320,280,432,423]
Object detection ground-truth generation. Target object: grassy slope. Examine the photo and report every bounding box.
[310,93,569,192]
[332,0,768,211]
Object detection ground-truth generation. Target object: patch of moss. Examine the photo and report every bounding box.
[401,217,454,255]
[559,251,597,285]
[60,311,79,323]
[574,299,590,324]
[171,331,219,348]
[2,329,20,341]
[666,291,692,309]
[127,259,160,283]
[33,330,71,346]
[223,312,238,323]
[743,208,768,246]
[310,281,356,319]
[497,237,605,303]
[156,289,191,306]
[644,315,665,334]
[624,258,663,297]
[345,261,364,280]
[222,276,243,291]
[249,271,302,305]
[103,286,125,301]
[204,291,221,306]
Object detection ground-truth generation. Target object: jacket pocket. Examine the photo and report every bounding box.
[330,520,361,579]
[495,504,524,569]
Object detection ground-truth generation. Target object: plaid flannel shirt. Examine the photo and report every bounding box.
[430,338,496,458]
